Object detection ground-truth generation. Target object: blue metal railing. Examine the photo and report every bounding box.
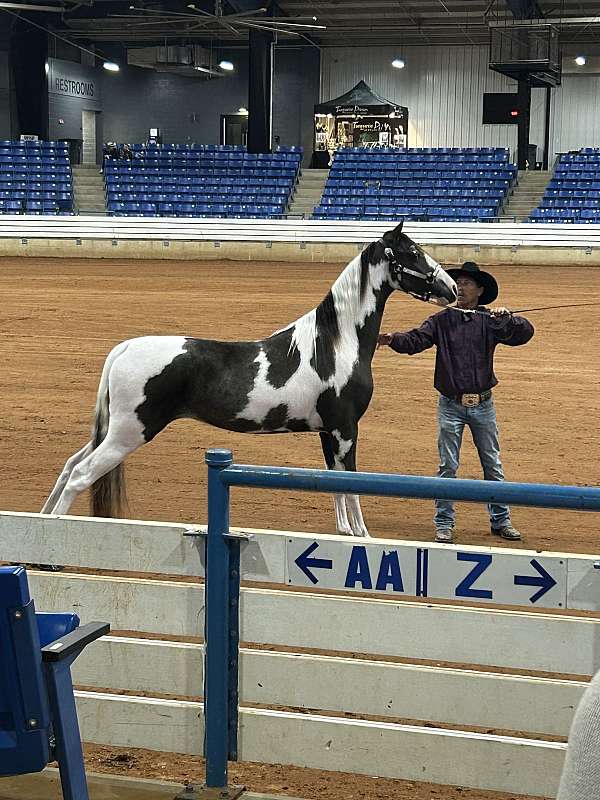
[202,447,600,791]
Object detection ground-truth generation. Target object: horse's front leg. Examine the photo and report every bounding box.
[320,430,369,538]
[319,432,352,535]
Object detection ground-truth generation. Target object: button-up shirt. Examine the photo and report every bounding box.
[388,308,535,397]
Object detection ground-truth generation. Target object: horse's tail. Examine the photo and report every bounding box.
[90,341,130,518]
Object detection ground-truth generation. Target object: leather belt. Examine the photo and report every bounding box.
[445,390,492,407]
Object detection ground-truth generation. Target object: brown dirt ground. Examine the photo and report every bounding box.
[2,255,600,800]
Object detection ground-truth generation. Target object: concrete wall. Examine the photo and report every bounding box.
[101,63,247,146]
[101,46,319,153]
[3,236,600,267]
[3,41,319,155]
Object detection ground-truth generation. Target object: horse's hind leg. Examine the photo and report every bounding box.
[49,426,144,516]
[40,441,93,514]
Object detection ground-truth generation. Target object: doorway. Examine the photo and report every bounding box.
[221,114,248,147]
[81,109,98,165]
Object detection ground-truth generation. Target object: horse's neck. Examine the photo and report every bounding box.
[327,252,392,343]
[282,252,392,360]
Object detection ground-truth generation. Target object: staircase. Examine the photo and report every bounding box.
[499,170,551,222]
[72,164,107,215]
[287,169,329,218]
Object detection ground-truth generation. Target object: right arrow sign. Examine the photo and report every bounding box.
[514,558,558,604]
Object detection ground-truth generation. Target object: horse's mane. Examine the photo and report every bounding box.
[274,238,386,359]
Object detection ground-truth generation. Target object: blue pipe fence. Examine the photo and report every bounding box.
[202,448,600,791]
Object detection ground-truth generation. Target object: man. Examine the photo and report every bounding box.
[377,261,534,544]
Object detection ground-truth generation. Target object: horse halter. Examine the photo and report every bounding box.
[382,243,438,302]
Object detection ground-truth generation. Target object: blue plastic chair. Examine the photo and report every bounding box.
[0,566,109,799]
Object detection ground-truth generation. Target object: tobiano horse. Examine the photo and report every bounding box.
[41,222,457,537]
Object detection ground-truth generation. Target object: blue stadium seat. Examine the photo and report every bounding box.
[0,141,73,214]
[105,145,299,216]
[0,566,109,799]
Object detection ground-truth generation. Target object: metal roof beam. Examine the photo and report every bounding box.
[504,0,544,20]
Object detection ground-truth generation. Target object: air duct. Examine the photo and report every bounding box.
[127,45,224,77]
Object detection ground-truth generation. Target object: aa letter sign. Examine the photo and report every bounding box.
[286,537,569,609]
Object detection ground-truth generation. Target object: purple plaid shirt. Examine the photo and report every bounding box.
[388,308,534,397]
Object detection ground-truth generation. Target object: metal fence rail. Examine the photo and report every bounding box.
[202,448,600,792]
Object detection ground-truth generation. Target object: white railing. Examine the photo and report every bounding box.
[2,510,598,797]
[0,215,599,247]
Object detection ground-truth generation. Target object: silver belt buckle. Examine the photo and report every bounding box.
[461,393,480,407]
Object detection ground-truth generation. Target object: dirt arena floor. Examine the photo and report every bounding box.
[2,254,600,800]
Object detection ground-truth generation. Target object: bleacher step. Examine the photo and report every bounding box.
[288,167,329,218]
[73,165,107,214]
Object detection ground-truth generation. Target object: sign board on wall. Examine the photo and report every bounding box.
[47,58,101,108]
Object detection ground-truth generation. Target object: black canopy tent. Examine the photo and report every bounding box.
[313,80,409,165]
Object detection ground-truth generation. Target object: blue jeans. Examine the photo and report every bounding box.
[434,395,511,530]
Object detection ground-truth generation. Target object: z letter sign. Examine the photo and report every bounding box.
[287,538,567,609]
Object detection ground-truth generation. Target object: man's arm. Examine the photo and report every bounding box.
[378,315,438,355]
[488,308,534,346]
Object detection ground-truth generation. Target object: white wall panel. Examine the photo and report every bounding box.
[321,46,552,162]
[552,74,600,156]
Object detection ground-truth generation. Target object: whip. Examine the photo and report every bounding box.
[447,302,599,316]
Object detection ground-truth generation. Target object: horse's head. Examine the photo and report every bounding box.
[380,222,457,306]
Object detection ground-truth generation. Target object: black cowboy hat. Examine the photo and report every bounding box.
[446,261,498,305]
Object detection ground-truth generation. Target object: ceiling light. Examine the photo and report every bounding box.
[103,61,120,72]
[392,58,405,69]
[575,55,586,66]
[238,107,248,114]
[219,60,234,71]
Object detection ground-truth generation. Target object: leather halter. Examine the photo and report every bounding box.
[382,243,438,302]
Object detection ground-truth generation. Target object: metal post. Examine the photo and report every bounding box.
[175,449,245,800]
[227,535,241,762]
[204,448,233,789]
[517,79,531,171]
[543,85,552,170]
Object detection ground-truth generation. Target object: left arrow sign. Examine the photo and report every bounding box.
[294,541,333,585]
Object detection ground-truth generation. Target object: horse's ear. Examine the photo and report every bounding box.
[383,221,404,243]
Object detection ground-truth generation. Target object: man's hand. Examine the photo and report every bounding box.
[377,333,393,349]
[489,307,512,317]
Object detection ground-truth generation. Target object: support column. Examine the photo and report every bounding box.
[543,85,552,171]
[247,28,273,154]
[516,79,531,171]
[10,20,48,138]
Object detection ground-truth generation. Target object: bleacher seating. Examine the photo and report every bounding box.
[104,144,302,218]
[529,149,600,223]
[0,140,73,215]
[312,147,516,222]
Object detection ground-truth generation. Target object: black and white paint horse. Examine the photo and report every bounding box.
[41,223,456,537]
